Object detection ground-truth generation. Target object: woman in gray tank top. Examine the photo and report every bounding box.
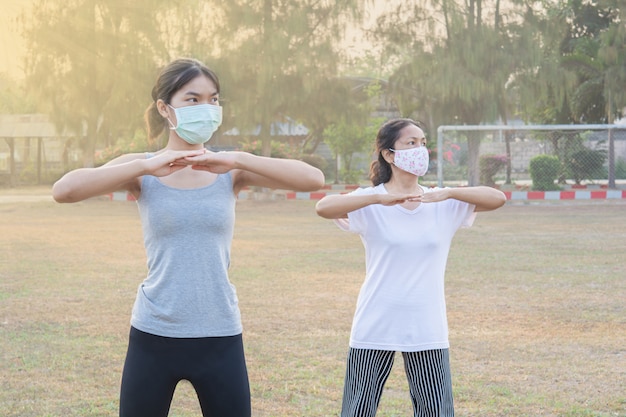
[52,58,325,417]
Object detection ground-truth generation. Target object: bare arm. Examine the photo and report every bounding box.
[52,149,205,203]
[421,186,506,212]
[184,151,325,193]
[315,192,422,219]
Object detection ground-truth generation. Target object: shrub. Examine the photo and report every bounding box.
[479,154,508,187]
[565,148,606,184]
[615,157,626,179]
[529,154,561,191]
[340,167,362,185]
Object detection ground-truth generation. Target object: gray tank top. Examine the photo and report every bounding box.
[130,172,242,338]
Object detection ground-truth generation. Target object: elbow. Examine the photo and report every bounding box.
[484,189,507,210]
[494,189,507,208]
[311,169,325,191]
[296,168,325,192]
[315,200,331,219]
[52,181,69,203]
[315,196,340,219]
[475,188,506,212]
[52,180,78,203]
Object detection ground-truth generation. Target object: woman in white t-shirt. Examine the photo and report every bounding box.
[315,118,506,417]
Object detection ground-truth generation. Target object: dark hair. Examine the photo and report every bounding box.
[369,118,424,186]
[144,58,220,142]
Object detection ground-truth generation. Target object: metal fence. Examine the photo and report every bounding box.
[430,124,626,189]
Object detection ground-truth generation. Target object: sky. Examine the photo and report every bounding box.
[0,0,397,82]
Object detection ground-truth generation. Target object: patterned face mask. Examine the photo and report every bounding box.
[167,104,222,145]
[389,146,429,177]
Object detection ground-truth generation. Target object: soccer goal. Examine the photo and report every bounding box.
[431,124,626,190]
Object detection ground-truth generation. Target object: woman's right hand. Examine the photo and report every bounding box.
[316,192,423,219]
[52,149,206,203]
[143,149,206,177]
[378,193,423,206]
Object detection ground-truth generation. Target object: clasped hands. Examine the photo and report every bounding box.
[150,149,239,176]
[381,188,451,206]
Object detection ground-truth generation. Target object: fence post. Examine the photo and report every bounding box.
[608,128,615,188]
[437,126,444,188]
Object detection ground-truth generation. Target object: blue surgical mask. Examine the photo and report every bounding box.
[167,104,222,145]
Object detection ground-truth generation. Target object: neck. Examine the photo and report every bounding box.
[385,173,422,194]
[166,134,205,151]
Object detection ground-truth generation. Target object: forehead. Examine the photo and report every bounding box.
[396,124,425,141]
[175,74,218,95]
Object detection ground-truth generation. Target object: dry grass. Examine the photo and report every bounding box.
[0,189,624,417]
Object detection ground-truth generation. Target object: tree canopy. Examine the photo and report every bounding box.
[13,0,626,180]
[20,0,373,162]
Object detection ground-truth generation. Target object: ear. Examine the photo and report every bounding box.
[381,149,394,165]
[156,99,170,118]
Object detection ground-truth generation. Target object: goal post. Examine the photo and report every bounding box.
[433,124,626,189]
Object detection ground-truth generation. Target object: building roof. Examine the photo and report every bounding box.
[0,114,82,138]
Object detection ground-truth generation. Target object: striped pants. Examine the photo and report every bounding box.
[340,348,454,417]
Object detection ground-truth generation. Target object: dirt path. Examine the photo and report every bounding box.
[0,186,54,203]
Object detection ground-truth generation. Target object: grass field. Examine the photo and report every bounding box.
[1,189,625,417]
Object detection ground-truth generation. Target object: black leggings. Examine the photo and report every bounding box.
[119,327,251,417]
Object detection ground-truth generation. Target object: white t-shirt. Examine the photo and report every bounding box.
[335,184,476,352]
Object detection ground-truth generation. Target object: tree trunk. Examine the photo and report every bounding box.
[37,137,42,184]
[6,138,15,187]
[82,120,97,168]
[261,0,273,158]
[467,132,481,186]
[608,128,615,188]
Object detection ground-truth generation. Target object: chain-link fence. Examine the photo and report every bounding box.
[428,124,626,190]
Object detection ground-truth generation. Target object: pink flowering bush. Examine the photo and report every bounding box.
[95,131,151,166]
[443,142,461,164]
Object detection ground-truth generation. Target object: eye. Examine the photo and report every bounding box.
[210,97,219,104]
[186,97,199,103]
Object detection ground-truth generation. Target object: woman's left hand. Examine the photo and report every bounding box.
[180,150,324,192]
[180,151,239,174]
[420,189,451,203]
[421,186,506,211]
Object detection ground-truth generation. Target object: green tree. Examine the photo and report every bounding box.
[20,0,377,169]
[515,0,625,124]
[512,3,574,125]
[297,76,368,156]
[212,0,368,156]
[0,74,38,187]
[599,3,626,113]
[598,2,626,187]
[373,0,530,185]
[323,81,385,183]
[0,74,36,113]
[560,0,618,123]
[514,0,625,187]
[323,119,379,184]
[21,0,167,167]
